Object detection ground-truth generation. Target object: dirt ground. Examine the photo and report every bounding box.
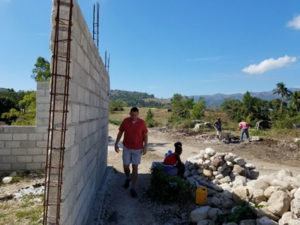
[98,124,300,225]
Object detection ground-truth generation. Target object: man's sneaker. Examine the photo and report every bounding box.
[130,189,138,198]
[123,179,130,189]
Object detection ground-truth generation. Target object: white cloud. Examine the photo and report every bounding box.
[242,55,296,74]
[287,15,300,30]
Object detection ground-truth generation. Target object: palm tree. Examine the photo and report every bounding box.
[272,82,292,111]
[290,91,300,112]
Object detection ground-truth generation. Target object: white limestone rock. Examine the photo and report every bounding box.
[267,190,291,217]
[277,169,293,180]
[252,188,267,204]
[207,208,222,221]
[240,219,256,225]
[234,157,246,166]
[245,163,256,170]
[205,147,216,156]
[2,177,13,184]
[232,186,249,202]
[264,186,284,199]
[190,206,211,222]
[278,211,293,225]
[256,216,278,225]
[232,176,247,187]
[291,198,300,217]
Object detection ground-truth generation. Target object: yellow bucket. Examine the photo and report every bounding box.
[196,186,207,205]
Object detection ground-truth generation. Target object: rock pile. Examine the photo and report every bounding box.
[186,148,300,225]
[184,148,259,190]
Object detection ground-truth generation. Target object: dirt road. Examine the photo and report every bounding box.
[99,124,300,225]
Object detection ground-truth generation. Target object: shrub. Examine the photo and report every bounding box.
[147,166,194,204]
[215,203,257,224]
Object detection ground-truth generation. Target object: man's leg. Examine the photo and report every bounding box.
[245,129,250,142]
[122,147,131,188]
[240,130,244,142]
[129,149,142,198]
[131,164,138,190]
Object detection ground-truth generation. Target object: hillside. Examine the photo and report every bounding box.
[192,88,300,107]
[110,90,170,108]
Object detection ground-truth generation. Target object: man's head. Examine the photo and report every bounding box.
[130,107,139,121]
[238,119,242,123]
[174,142,182,155]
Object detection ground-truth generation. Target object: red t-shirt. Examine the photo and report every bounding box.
[119,117,148,150]
[163,153,178,166]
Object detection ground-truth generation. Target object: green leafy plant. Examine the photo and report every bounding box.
[145,108,156,127]
[215,203,257,225]
[147,166,194,204]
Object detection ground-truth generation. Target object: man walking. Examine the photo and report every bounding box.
[214,117,222,140]
[238,119,251,142]
[114,107,148,198]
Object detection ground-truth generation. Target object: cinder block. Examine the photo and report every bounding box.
[13,133,28,141]
[27,148,45,155]
[26,163,42,170]
[11,162,26,170]
[5,141,20,148]
[20,141,36,148]
[17,156,32,163]
[0,156,16,163]
[28,133,44,141]
[0,149,11,155]
[33,155,46,163]
[11,148,27,155]
[0,163,11,170]
[0,133,12,141]
[36,141,47,148]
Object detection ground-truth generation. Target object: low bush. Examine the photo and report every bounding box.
[147,166,194,204]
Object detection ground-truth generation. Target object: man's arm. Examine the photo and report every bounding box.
[114,130,124,153]
[142,133,148,155]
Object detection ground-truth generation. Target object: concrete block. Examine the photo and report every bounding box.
[33,155,46,163]
[20,141,36,148]
[0,141,4,148]
[5,141,20,148]
[11,148,26,155]
[26,163,42,170]
[37,118,49,126]
[0,163,11,170]
[0,149,11,155]
[17,156,32,163]
[11,163,26,170]
[0,156,16,163]
[28,133,44,141]
[36,141,47,148]
[13,133,28,141]
[0,133,12,141]
[27,148,45,155]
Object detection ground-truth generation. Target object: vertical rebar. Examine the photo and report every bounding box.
[43,0,73,224]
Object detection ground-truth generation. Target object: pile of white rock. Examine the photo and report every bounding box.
[186,148,300,225]
[184,148,259,191]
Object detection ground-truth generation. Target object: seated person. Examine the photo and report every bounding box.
[163,142,185,177]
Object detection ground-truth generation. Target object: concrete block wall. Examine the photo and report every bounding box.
[48,0,109,224]
[0,82,50,173]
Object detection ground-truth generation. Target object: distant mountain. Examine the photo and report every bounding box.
[192,88,300,107]
[0,88,9,92]
[110,90,170,107]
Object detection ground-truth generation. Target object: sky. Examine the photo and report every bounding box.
[0,0,299,98]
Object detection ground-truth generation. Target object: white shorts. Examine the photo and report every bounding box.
[122,146,143,165]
